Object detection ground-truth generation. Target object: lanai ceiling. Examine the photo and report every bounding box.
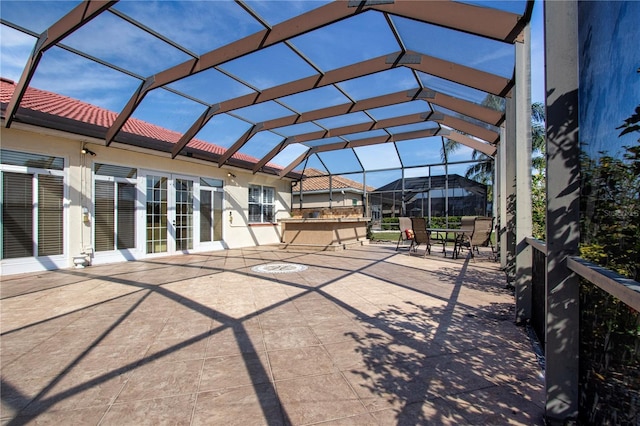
[1,0,533,185]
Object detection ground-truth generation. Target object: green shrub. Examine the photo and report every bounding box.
[381,217,399,230]
[428,216,462,228]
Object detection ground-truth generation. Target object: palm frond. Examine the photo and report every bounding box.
[531,102,545,123]
[441,138,461,162]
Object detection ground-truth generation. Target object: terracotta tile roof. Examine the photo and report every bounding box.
[293,168,374,192]
[0,78,277,168]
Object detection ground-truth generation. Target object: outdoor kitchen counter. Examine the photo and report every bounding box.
[278,217,370,251]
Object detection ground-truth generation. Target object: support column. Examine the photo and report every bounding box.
[329,175,333,210]
[444,163,449,227]
[544,0,580,422]
[498,127,508,268]
[503,98,517,282]
[428,170,432,224]
[362,172,367,218]
[401,168,406,216]
[515,24,533,323]
[299,179,303,211]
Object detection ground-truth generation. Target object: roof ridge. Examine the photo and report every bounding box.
[298,167,375,192]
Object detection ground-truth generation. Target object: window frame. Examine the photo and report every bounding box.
[1,154,67,264]
[93,163,138,253]
[248,184,276,224]
[199,178,224,243]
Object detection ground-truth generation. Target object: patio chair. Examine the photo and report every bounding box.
[396,217,414,251]
[430,216,475,256]
[448,215,476,254]
[454,217,494,259]
[409,217,431,257]
[459,216,476,233]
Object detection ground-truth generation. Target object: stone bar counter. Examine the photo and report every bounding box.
[278,217,370,251]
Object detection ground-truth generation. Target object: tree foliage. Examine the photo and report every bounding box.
[439,98,547,234]
[531,172,546,240]
[531,102,546,172]
[578,82,640,425]
[580,140,640,280]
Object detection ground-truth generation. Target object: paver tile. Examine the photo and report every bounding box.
[0,245,544,425]
[192,384,284,426]
[269,346,338,381]
[276,373,366,425]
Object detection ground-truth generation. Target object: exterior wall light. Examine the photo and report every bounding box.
[81,145,96,156]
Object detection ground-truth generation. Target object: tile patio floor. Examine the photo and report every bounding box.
[1,244,545,425]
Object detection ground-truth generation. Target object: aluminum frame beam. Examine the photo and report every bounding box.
[252,109,497,174]
[278,127,439,177]
[218,87,502,168]
[173,51,508,159]
[252,111,437,173]
[277,124,496,178]
[435,114,500,143]
[369,0,526,43]
[3,0,117,128]
[405,51,513,98]
[105,0,522,146]
[0,0,533,184]
[442,131,497,157]
[105,0,360,146]
[108,2,355,136]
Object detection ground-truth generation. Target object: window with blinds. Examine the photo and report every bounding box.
[94,170,136,252]
[117,182,135,249]
[95,181,115,252]
[213,191,223,241]
[2,172,33,259]
[37,175,64,256]
[1,149,64,170]
[1,171,64,259]
[200,190,212,243]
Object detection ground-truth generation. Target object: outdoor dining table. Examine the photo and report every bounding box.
[426,228,471,258]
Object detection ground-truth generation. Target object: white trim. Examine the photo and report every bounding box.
[1,153,69,274]
[1,255,69,275]
[92,172,141,260]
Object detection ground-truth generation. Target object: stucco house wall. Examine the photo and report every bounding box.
[0,124,292,275]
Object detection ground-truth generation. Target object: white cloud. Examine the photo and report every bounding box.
[0,25,35,81]
[29,48,142,111]
[271,143,309,168]
[60,12,190,77]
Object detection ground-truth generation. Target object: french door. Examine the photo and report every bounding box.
[145,173,194,255]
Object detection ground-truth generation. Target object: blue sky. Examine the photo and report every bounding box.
[1,0,545,188]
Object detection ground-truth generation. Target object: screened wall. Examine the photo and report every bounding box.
[367,174,488,228]
[1,1,529,183]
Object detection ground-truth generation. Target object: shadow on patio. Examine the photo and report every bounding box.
[1,244,544,425]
